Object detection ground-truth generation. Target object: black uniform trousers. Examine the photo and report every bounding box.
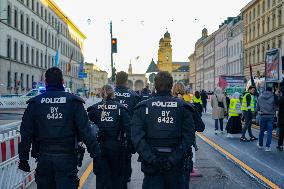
[142,168,184,189]
[35,153,78,189]
[95,141,126,189]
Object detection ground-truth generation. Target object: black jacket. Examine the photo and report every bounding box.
[18,91,100,160]
[276,95,284,124]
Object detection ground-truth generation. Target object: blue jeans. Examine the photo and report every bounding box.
[258,116,274,147]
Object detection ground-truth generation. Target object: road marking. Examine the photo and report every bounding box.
[79,161,93,189]
[196,132,281,189]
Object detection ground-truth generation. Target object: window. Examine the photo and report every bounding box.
[7,38,11,58]
[36,24,39,39]
[48,32,50,46]
[262,1,265,13]
[45,54,47,68]
[32,75,34,87]
[20,14,24,31]
[279,9,282,26]
[32,0,34,10]
[258,3,260,16]
[45,29,47,44]
[31,48,34,65]
[40,6,43,17]
[40,52,43,68]
[20,44,24,62]
[26,17,29,34]
[20,73,24,88]
[44,9,47,20]
[31,21,34,37]
[7,71,11,87]
[40,27,43,42]
[36,2,39,14]
[36,50,39,66]
[14,72,18,88]
[26,75,29,89]
[272,13,276,29]
[26,46,29,63]
[14,9,18,28]
[267,0,270,9]
[267,16,270,32]
[7,5,11,25]
[14,41,18,60]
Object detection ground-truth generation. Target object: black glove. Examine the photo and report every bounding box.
[18,160,30,172]
[161,159,173,172]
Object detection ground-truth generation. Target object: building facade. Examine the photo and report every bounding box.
[203,33,215,92]
[172,65,189,85]
[228,16,244,76]
[195,28,208,91]
[242,0,284,80]
[0,0,85,94]
[188,52,196,91]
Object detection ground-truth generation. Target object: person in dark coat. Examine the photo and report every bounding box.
[276,83,284,151]
[132,71,195,189]
[87,85,132,189]
[200,90,208,113]
[141,84,152,101]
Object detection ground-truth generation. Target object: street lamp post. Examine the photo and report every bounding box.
[110,21,115,82]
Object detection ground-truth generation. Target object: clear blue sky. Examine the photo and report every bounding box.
[53,0,250,74]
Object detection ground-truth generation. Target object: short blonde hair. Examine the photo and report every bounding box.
[172,82,185,97]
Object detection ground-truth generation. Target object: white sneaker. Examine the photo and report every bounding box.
[265,147,271,152]
[214,130,218,135]
[257,143,263,150]
[226,134,233,138]
[220,131,224,134]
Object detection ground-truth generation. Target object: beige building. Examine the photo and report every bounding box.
[195,28,208,91]
[127,63,146,91]
[188,52,196,91]
[84,62,108,96]
[242,0,284,80]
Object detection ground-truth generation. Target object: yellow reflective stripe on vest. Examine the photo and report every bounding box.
[229,99,239,117]
[241,93,254,112]
[193,96,202,105]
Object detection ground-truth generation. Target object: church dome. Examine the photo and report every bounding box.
[164,31,171,38]
[159,38,164,43]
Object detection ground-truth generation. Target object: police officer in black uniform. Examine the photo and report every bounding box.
[87,85,132,189]
[140,83,152,101]
[114,71,141,184]
[18,67,100,189]
[132,71,195,189]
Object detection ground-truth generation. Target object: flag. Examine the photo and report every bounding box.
[249,63,255,87]
[67,51,73,74]
[54,43,61,67]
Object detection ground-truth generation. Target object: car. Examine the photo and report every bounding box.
[21,86,71,99]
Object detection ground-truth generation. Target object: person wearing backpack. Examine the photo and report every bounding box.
[211,87,227,134]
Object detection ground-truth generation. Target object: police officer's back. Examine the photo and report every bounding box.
[87,85,131,189]
[18,67,100,189]
[132,71,195,189]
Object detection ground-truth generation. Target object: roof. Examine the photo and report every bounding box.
[146,59,159,73]
[173,65,189,72]
[47,0,86,39]
[164,31,171,38]
[172,62,189,66]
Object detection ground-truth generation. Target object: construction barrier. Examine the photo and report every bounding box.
[0,130,21,163]
[0,97,28,109]
[0,154,37,189]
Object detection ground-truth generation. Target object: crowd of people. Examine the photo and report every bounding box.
[17,66,284,189]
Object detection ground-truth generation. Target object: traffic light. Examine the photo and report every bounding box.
[111,38,117,53]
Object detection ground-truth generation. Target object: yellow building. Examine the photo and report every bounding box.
[157,31,187,73]
[241,0,284,80]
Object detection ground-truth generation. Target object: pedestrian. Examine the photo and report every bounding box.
[226,92,242,137]
[224,92,231,120]
[172,82,185,99]
[276,83,284,151]
[18,67,100,189]
[132,71,195,189]
[114,71,141,185]
[141,83,152,101]
[256,87,277,151]
[200,90,208,113]
[193,91,203,116]
[183,88,193,103]
[87,85,132,189]
[211,87,227,134]
[240,86,258,142]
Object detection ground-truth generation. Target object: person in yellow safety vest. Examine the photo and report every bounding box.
[226,92,242,138]
[193,91,203,116]
[240,86,258,142]
[183,89,193,103]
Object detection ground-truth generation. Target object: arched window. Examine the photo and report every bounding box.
[7,5,11,25]
[26,17,29,34]
[20,44,24,62]
[14,41,18,60]
[26,46,29,63]
[14,9,18,28]
[7,38,11,58]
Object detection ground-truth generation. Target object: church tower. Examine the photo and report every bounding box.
[157,31,173,73]
[128,62,133,74]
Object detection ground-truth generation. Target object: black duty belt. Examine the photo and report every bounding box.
[39,144,75,154]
